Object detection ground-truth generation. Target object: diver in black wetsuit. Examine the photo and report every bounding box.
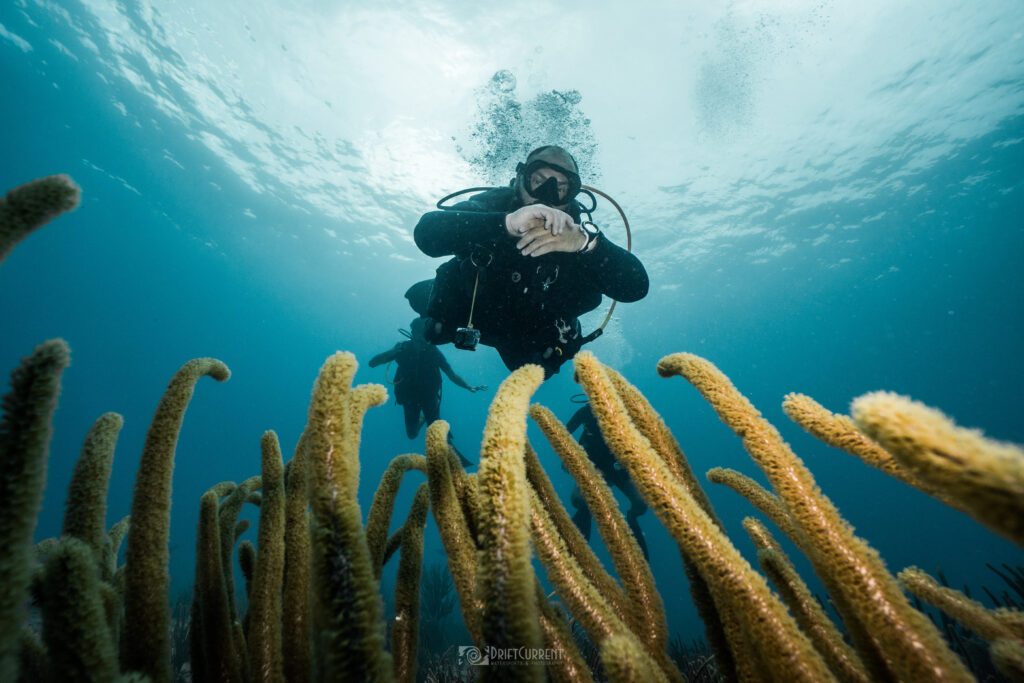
[567,402,649,560]
[369,317,486,466]
[412,145,649,378]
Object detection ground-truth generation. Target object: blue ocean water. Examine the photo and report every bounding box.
[2,0,1022,661]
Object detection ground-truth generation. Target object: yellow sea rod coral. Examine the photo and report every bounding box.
[783,394,915,480]
[657,352,974,682]
[282,432,312,683]
[898,567,1024,644]
[194,489,244,683]
[990,638,1024,681]
[521,438,629,620]
[38,537,118,681]
[599,633,669,683]
[218,475,261,627]
[529,404,667,656]
[594,368,735,678]
[305,352,392,681]
[851,391,1024,547]
[532,581,593,683]
[121,357,229,683]
[0,339,70,682]
[62,412,123,566]
[754,545,870,683]
[577,351,835,682]
[606,367,720,527]
[366,454,427,579]
[247,431,287,682]
[424,420,482,644]
[476,364,545,681]
[526,484,630,642]
[0,174,80,266]
[707,467,798,541]
[392,483,430,683]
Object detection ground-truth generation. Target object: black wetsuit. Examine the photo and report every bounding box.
[414,187,648,377]
[369,339,447,438]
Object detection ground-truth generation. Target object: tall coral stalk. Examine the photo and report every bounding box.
[0,339,70,681]
[577,351,836,682]
[0,174,80,266]
[122,357,230,683]
[424,420,482,644]
[851,391,1024,547]
[282,432,312,683]
[476,364,545,681]
[248,431,287,682]
[366,454,427,580]
[658,352,974,682]
[62,412,122,570]
[305,352,392,681]
[529,404,667,657]
[39,537,119,680]
[392,483,430,683]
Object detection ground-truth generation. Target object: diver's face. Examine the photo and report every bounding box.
[520,166,571,208]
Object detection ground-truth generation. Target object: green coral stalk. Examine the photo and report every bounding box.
[121,357,230,683]
[282,432,312,683]
[39,537,118,681]
[63,412,123,564]
[219,475,261,624]
[306,352,392,681]
[248,431,286,682]
[0,338,70,681]
[0,174,80,266]
[366,454,427,580]
[392,483,430,683]
[193,489,244,683]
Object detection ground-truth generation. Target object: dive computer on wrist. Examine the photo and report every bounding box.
[578,220,600,253]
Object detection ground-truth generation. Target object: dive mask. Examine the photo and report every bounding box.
[516,160,582,206]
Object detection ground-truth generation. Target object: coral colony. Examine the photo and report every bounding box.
[1,176,1023,681]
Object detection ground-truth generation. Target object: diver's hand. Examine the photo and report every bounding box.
[516,223,587,257]
[505,204,576,238]
[471,385,488,392]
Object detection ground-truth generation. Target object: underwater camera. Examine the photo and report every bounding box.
[454,326,481,351]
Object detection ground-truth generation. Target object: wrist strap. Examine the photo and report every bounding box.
[577,222,600,253]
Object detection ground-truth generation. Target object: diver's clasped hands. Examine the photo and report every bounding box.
[505,204,587,257]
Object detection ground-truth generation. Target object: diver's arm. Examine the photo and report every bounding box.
[414,210,508,257]
[580,234,649,303]
[437,354,486,392]
[368,344,402,368]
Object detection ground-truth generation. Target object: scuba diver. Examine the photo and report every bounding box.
[369,316,487,467]
[566,400,649,560]
[411,145,649,378]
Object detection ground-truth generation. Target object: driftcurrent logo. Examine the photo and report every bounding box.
[457,645,564,667]
[458,646,488,666]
